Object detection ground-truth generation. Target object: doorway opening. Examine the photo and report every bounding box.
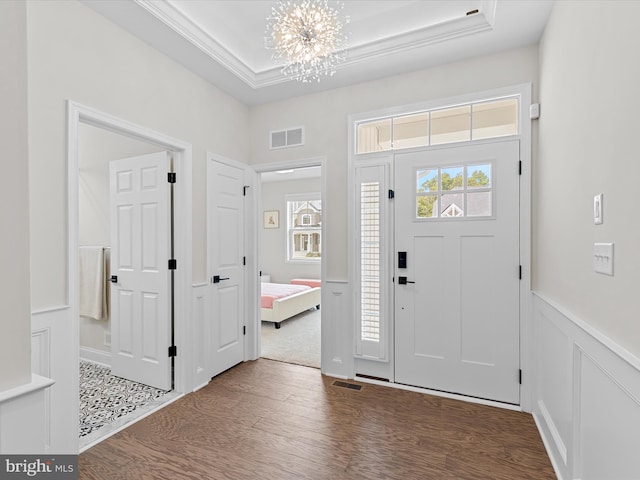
[68,101,193,452]
[256,163,325,369]
[77,125,182,449]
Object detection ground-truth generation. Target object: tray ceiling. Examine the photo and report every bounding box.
[83,0,554,105]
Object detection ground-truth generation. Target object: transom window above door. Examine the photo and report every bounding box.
[356,97,518,154]
[416,163,493,219]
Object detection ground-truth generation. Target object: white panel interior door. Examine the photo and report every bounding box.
[208,157,245,378]
[394,140,520,404]
[109,151,172,391]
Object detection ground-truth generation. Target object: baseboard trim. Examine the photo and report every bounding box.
[537,399,567,464]
[532,410,565,480]
[80,347,111,367]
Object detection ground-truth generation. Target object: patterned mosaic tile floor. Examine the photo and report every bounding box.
[79,360,170,439]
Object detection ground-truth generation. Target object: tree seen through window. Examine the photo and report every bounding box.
[417,165,491,218]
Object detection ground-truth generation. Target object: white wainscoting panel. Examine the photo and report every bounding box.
[31,326,52,451]
[0,374,54,454]
[31,306,78,453]
[575,343,640,479]
[532,293,640,480]
[321,281,353,378]
[192,283,210,390]
[534,299,572,470]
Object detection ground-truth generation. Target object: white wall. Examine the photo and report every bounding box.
[536,0,640,358]
[78,123,164,354]
[532,3,640,477]
[25,0,250,453]
[27,0,250,311]
[0,0,31,391]
[260,177,322,283]
[249,45,539,281]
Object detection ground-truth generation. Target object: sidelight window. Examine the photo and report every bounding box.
[355,163,391,360]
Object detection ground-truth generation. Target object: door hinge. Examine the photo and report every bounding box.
[388,189,395,199]
[243,185,250,196]
[168,172,176,183]
[168,259,177,270]
[243,325,246,335]
[519,160,522,175]
[168,345,177,357]
[243,256,246,266]
[519,265,522,280]
[519,369,522,384]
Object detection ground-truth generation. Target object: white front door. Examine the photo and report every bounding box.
[208,157,245,377]
[110,151,173,391]
[394,140,520,404]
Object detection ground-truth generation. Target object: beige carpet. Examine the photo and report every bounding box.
[261,308,320,368]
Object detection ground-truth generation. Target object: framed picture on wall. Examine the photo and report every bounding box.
[263,210,279,229]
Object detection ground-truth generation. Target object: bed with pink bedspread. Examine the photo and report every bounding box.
[261,282,321,329]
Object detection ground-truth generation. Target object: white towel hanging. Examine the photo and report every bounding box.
[79,246,106,320]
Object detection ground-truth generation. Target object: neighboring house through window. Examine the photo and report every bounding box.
[287,194,321,262]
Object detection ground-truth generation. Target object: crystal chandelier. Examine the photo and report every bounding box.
[266,0,349,83]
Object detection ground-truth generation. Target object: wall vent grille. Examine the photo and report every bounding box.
[270,127,304,149]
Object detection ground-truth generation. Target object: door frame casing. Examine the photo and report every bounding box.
[251,157,326,366]
[68,101,194,398]
[347,83,533,411]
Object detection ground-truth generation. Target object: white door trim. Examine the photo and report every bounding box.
[251,157,326,367]
[67,101,194,399]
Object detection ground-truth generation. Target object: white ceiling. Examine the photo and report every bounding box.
[83,0,554,106]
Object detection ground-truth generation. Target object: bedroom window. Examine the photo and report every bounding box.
[286,194,322,262]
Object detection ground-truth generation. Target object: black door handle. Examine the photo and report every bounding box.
[110,275,118,283]
[398,276,415,285]
[212,275,230,284]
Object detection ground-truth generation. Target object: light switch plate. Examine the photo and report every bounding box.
[594,193,603,224]
[593,243,614,275]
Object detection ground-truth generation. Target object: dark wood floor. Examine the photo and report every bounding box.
[80,359,555,479]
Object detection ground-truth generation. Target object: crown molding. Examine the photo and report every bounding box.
[134,0,497,90]
[134,0,258,86]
